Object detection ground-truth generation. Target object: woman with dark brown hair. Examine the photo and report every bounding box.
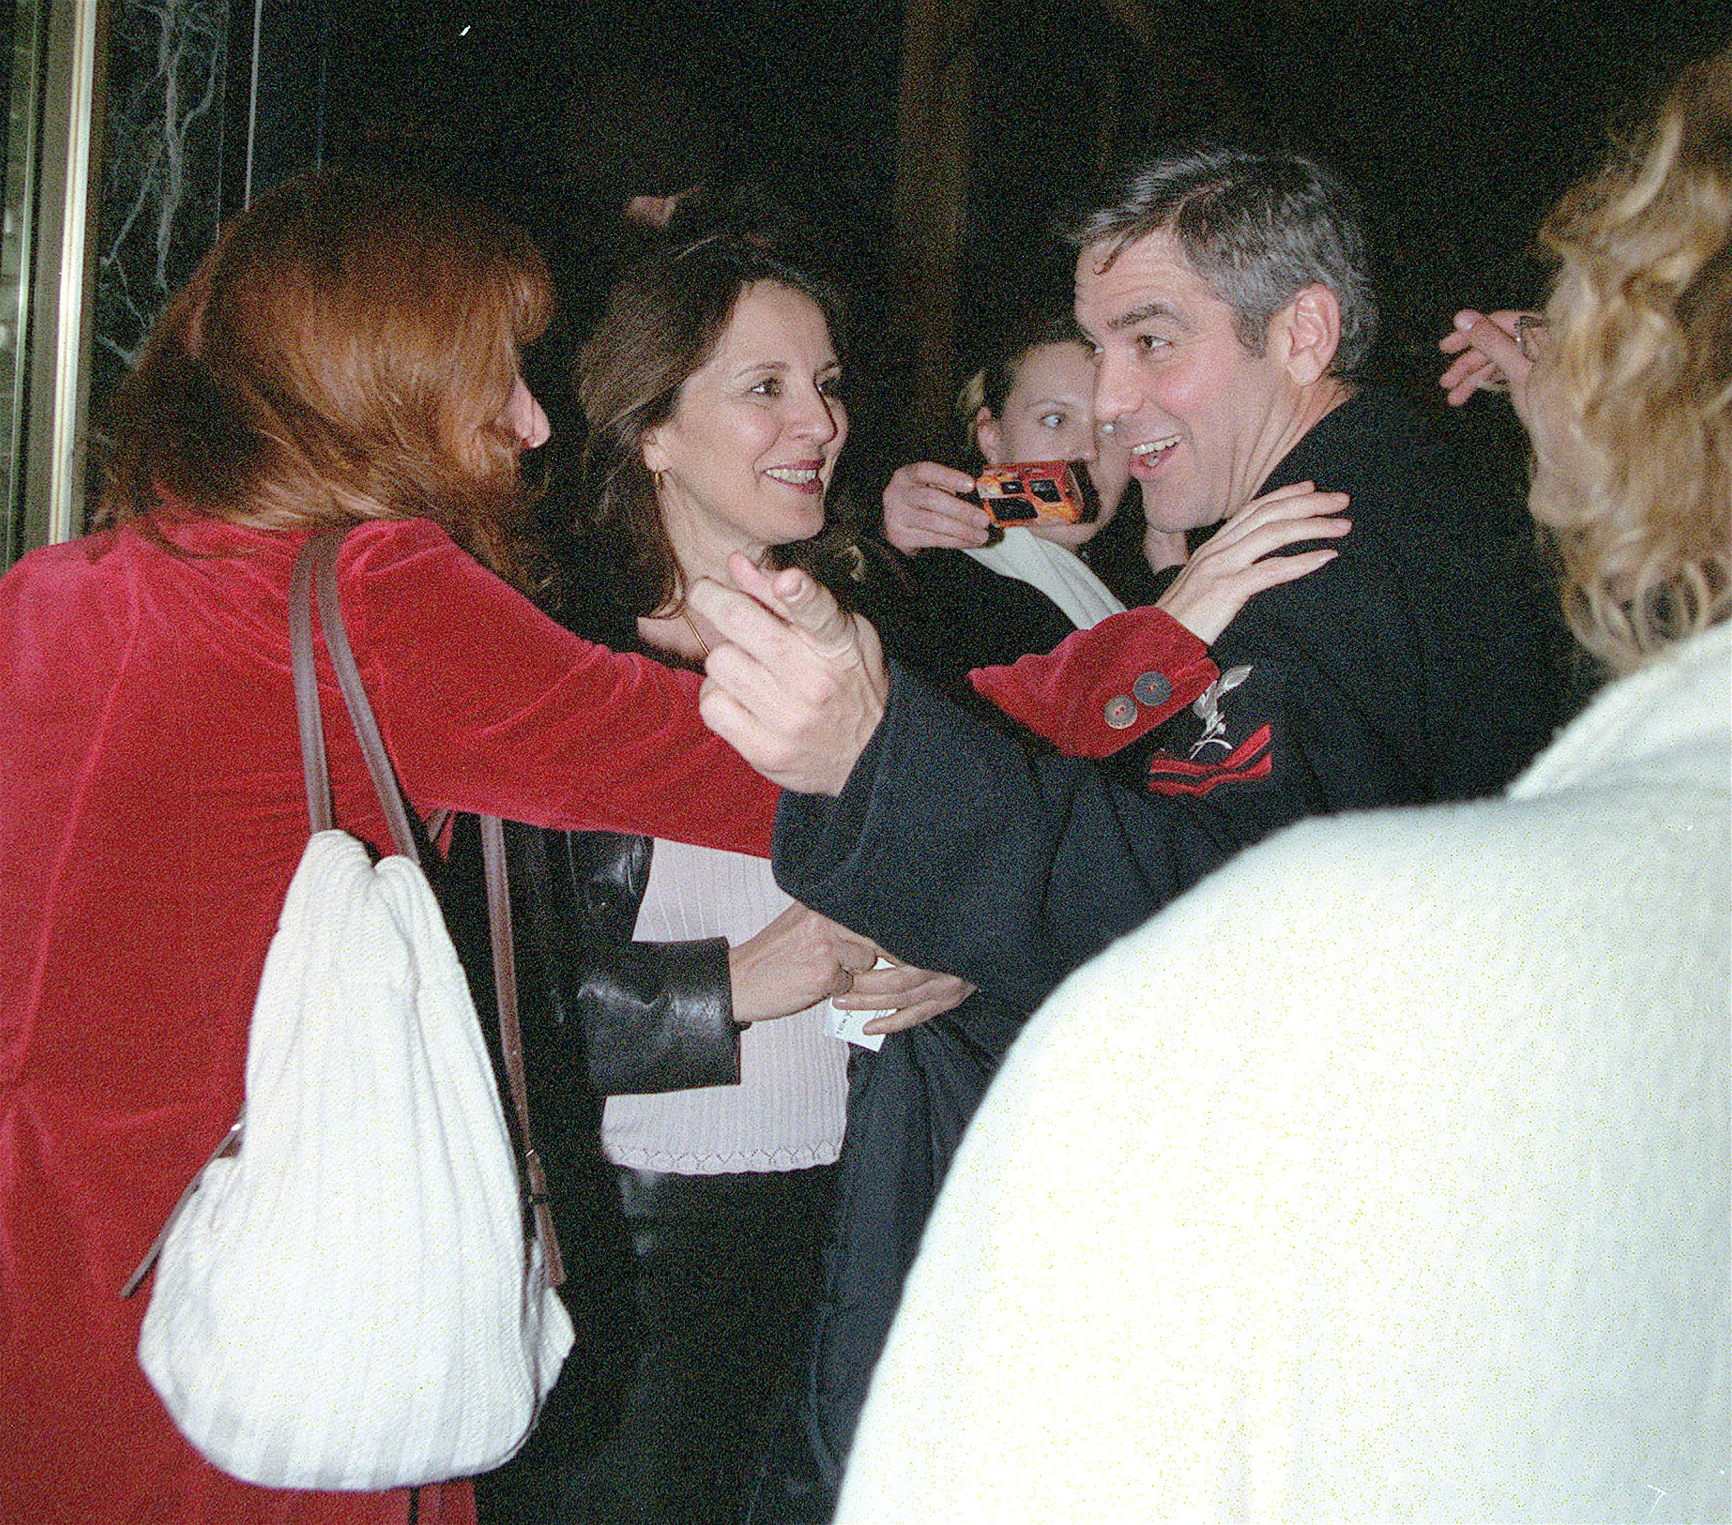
[0,168,782,1525]
[551,223,976,1525]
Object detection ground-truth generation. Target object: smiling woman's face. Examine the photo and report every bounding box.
[976,340,1129,549]
[641,280,848,563]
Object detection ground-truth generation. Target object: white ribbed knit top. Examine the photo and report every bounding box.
[599,839,849,1174]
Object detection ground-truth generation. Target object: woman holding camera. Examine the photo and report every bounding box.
[882,306,1172,621]
[882,298,1358,632]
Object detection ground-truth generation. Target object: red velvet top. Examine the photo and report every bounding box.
[0,516,777,1524]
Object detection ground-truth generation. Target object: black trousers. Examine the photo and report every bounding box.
[469,1110,639,1525]
[556,1162,838,1525]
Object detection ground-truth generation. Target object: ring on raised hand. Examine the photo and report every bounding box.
[1514,312,1548,362]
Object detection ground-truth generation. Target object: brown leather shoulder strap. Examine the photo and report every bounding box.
[295,530,564,1290]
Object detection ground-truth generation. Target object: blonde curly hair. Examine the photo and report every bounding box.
[1529,47,1731,673]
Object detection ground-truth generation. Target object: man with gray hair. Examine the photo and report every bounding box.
[697,143,1569,1512]
[1071,143,1378,543]
[695,141,1566,1012]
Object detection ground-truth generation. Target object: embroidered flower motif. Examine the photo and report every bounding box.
[1189,664,1252,756]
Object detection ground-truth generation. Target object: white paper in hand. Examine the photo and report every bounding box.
[824,956,893,1051]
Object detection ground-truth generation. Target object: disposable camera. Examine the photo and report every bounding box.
[971,460,1099,528]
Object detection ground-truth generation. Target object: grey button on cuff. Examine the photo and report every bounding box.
[1133,671,1173,707]
[1104,695,1138,729]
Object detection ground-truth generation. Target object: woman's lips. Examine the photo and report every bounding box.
[765,463,826,494]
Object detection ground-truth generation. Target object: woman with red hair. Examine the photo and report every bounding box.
[0,169,786,1525]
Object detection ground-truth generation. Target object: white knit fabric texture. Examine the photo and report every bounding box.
[601,840,849,1173]
[138,833,573,1490]
[837,622,1732,1524]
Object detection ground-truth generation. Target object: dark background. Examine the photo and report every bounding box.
[311,2,1727,482]
[119,1,1732,511]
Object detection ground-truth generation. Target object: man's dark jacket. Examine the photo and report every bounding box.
[774,386,1572,1014]
[750,388,1572,1522]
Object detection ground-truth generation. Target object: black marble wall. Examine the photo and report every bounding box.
[92,0,235,425]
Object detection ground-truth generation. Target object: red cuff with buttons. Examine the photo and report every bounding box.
[967,607,1219,759]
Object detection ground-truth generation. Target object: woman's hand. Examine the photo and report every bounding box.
[1155,482,1350,645]
[832,960,976,1036]
[881,461,990,553]
[728,903,882,1024]
[1438,308,1540,428]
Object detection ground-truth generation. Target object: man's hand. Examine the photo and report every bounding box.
[689,552,889,796]
[882,461,990,553]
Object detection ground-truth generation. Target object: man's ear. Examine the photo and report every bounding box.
[974,407,1003,465]
[1270,283,1342,387]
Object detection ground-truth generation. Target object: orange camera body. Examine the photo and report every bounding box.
[972,460,1097,527]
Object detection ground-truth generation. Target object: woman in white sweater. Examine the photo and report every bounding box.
[835,45,1731,1524]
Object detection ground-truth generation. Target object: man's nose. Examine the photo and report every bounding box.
[1093,353,1139,425]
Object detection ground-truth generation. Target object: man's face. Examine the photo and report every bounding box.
[1074,231,1310,534]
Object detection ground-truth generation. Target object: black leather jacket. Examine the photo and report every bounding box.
[509,822,742,1097]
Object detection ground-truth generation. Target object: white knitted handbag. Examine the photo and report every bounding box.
[128,531,572,1490]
